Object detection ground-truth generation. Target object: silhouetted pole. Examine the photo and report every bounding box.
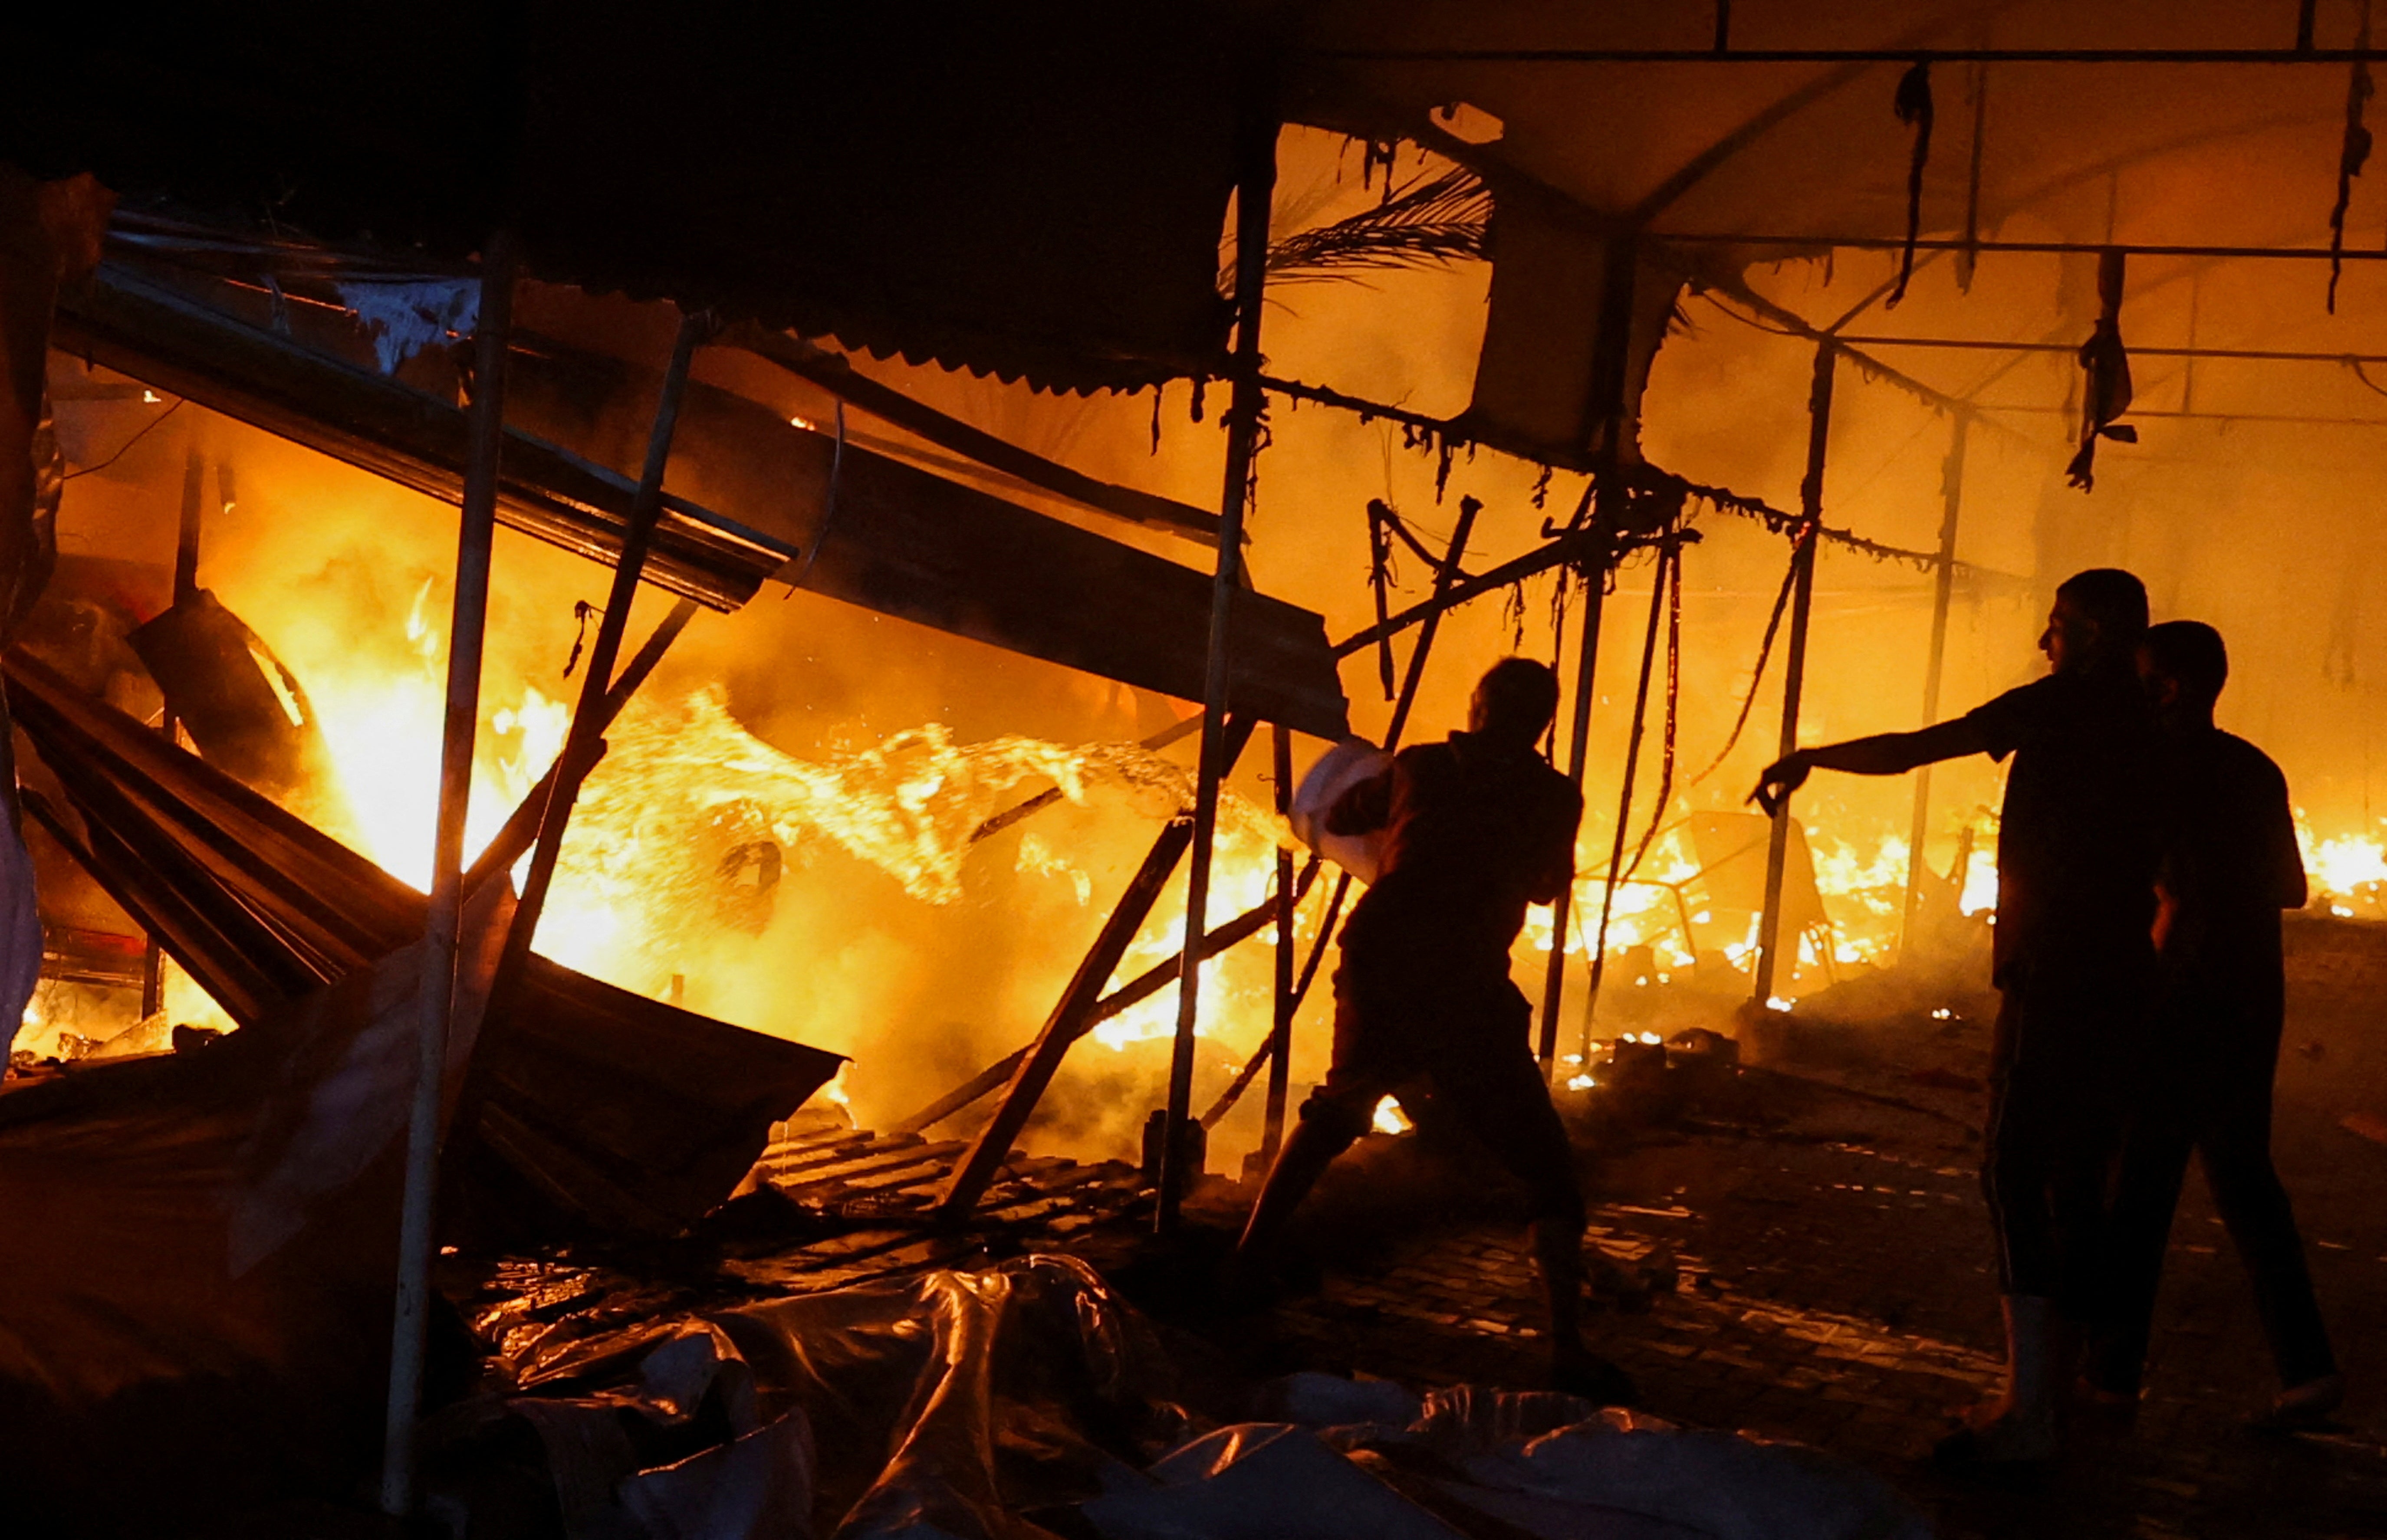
[1157,69,1277,1232]
[487,310,709,1010]
[143,448,208,1017]
[1752,343,1835,1003]
[1902,409,1969,951]
[382,230,516,1517]
[1263,723,1295,1165]
[1537,563,1608,1070]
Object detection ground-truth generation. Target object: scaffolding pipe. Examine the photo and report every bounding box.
[1157,74,1277,1231]
[490,311,709,1004]
[1903,411,1970,951]
[381,230,516,1517]
[145,448,208,1017]
[1752,344,1835,1004]
[1538,560,1607,1070]
[1263,722,1295,1164]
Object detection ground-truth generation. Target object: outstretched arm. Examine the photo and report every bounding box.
[1750,718,1992,816]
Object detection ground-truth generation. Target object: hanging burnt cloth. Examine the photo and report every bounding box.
[2065,248,2136,491]
[2328,23,2374,314]
[1887,60,1934,310]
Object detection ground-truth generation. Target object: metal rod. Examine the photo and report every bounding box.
[1315,45,2387,65]
[1661,230,2387,262]
[381,230,516,1518]
[172,447,203,603]
[1538,558,1608,1070]
[1902,412,1969,953]
[1263,723,1295,1163]
[459,596,698,898]
[487,313,708,1006]
[1580,543,1672,1064]
[970,713,1204,846]
[729,323,1219,546]
[897,841,1290,1139]
[145,447,209,1018]
[1158,74,1277,1232]
[1383,496,1483,748]
[1817,334,2387,363]
[1752,345,1835,1004]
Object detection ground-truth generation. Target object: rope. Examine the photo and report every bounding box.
[1586,536,1674,1008]
[1688,548,1800,785]
[1620,540,1683,884]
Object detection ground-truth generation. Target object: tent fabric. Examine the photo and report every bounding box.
[0,902,509,1535]
[5,3,1245,394]
[1289,0,2364,458]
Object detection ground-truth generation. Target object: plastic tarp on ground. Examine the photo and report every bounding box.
[469,1254,1931,1540]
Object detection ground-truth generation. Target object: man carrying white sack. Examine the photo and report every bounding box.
[1233,657,1634,1405]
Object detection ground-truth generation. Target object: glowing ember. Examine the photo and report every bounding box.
[1371,1094,1412,1135]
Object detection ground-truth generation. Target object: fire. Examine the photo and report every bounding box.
[2295,812,2387,919]
[291,636,1309,1047]
[1371,1094,1412,1135]
[1521,818,2001,993]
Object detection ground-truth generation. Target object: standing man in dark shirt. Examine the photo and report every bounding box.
[1753,568,2160,1462]
[2088,621,2341,1426]
[1234,658,1631,1403]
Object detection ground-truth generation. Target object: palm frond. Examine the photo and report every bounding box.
[1241,168,1492,289]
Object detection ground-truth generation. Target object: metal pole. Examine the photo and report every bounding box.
[1536,565,1608,1070]
[488,312,708,999]
[381,230,516,1517]
[143,448,208,1017]
[1901,410,1969,952]
[1752,345,1835,1004]
[1157,75,1276,1232]
[1262,723,1295,1165]
[1580,540,1673,1064]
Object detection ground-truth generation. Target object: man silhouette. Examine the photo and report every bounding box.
[1754,568,2160,1462]
[2088,621,2341,1426]
[1234,657,1631,1403]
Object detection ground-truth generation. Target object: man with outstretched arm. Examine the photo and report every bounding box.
[1234,657,1633,1405]
[2087,621,2340,1427]
[1752,568,2160,1464]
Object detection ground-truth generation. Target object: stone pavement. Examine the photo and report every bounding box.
[1149,917,2387,1540]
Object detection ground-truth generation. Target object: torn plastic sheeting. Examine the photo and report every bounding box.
[483,1259,1928,1540]
[484,1254,1191,1540]
[0,887,510,1535]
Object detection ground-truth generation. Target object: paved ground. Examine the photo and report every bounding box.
[1138,916,2387,1540]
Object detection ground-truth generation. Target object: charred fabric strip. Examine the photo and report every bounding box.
[1887,60,1934,309]
[2329,37,2374,312]
[4,650,842,1234]
[2066,248,2137,491]
[53,264,789,611]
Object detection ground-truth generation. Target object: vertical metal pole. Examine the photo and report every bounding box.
[1901,410,1968,952]
[1539,235,1638,1073]
[381,232,516,1517]
[142,448,208,1017]
[1581,541,1673,1065]
[1752,344,1835,1004]
[1537,551,1609,1071]
[488,312,707,1000]
[1158,75,1276,1232]
[1262,723,1295,1165]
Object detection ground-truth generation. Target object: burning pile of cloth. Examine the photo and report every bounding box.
[451,1254,1929,1540]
